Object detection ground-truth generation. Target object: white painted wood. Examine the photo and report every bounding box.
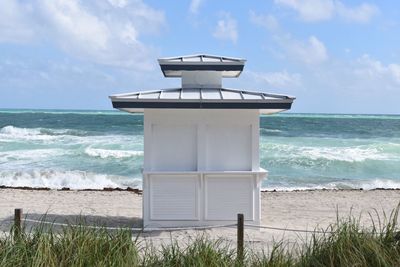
[205,175,254,220]
[205,124,252,171]
[197,122,207,171]
[251,121,260,170]
[144,170,267,176]
[142,109,264,227]
[142,173,149,226]
[143,170,266,227]
[150,124,197,171]
[149,174,199,220]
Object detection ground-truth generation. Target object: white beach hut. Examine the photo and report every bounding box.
[110,54,295,228]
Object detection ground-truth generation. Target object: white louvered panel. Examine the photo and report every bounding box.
[205,175,254,220]
[150,175,199,220]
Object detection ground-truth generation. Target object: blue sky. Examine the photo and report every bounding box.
[0,0,399,114]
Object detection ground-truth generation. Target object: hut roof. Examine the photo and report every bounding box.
[110,87,295,114]
[158,54,245,78]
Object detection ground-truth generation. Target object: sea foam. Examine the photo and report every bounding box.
[297,146,389,162]
[265,143,394,162]
[0,125,87,142]
[1,112,399,191]
[0,149,66,162]
[0,170,126,189]
[262,179,400,191]
[0,125,41,137]
[84,148,143,159]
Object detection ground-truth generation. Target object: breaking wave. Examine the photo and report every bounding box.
[0,149,66,164]
[84,148,143,159]
[264,143,398,163]
[0,169,142,190]
[260,128,283,134]
[0,109,129,116]
[1,112,399,191]
[262,179,400,191]
[0,125,88,141]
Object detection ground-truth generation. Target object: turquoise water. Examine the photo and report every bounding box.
[0,109,399,190]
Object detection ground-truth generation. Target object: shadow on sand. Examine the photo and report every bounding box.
[0,213,144,233]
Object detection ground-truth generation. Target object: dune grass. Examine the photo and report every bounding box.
[1,207,399,266]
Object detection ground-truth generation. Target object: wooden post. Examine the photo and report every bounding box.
[14,208,22,238]
[237,213,244,263]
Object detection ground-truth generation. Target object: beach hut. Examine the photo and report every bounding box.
[110,54,295,228]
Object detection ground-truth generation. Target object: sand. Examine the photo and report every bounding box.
[1,189,399,248]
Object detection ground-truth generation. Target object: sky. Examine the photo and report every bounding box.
[0,0,399,114]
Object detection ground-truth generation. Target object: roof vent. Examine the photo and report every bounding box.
[158,54,246,89]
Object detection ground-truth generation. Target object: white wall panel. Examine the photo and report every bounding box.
[151,124,197,171]
[205,175,254,220]
[150,175,199,220]
[205,125,252,171]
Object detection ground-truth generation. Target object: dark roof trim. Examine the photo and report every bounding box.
[160,64,244,73]
[112,101,292,110]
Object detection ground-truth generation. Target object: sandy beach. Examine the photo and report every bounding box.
[1,189,399,248]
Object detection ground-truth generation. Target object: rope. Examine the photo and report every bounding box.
[22,218,236,232]
[17,218,393,238]
[21,219,387,236]
[22,217,330,234]
[244,224,334,234]
[17,217,331,233]
[23,219,140,231]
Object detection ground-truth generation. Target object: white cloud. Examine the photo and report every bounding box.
[275,0,334,21]
[247,70,302,88]
[255,54,400,113]
[354,54,400,85]
[213,12,238,44]
[336,2,378,23]
[0,0,166,69]
[0,0,37,42]
[249,9,328,65]
[189,0,203,14]
[274,0,378,23]
[249,11,279,31]
[41,1,110,54]
[295,54,400,110]
[107,0,128,8]
[280,35,328,65]
[389,64,400,84]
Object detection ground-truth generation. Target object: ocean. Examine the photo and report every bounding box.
[0,109,399,190]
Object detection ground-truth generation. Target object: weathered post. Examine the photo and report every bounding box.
[237,213,244,263]
[14,208,22,239]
